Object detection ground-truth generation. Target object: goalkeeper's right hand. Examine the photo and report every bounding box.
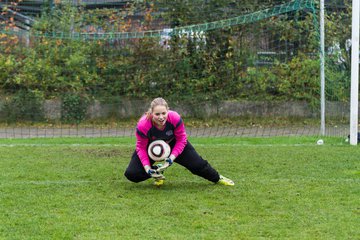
[156,157,173,173]
[144,165,165,180]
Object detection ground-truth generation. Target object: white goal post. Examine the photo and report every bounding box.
[350,0,359,145]
[320,0,325,136]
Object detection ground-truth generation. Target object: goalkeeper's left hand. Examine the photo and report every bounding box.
[157,155,175,172]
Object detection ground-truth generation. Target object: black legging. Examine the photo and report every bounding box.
[124,142,220,183]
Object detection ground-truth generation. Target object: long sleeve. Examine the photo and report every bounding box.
[135,116,151,167]
[168,111,187,158]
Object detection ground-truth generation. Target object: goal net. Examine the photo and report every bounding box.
[0,0,349,138]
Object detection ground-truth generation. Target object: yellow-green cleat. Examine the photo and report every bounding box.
[153,179,165,187]
[217,175,234,186]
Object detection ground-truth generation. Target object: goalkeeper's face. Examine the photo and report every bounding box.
[152,105,168,128]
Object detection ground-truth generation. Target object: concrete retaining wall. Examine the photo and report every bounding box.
[39,99,354,120]
[0,96,354,120]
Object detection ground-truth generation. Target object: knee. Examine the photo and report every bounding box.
[124,169,138,182]
[124,169,146,183]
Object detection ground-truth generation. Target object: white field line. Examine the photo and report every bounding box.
[1,180,105,185]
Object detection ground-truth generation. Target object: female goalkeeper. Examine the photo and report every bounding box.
[124,97,234,186]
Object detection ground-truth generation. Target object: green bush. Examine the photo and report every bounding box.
[61,94,90,124]
[2,90,45,122]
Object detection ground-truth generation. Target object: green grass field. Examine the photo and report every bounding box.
[0,136,359,240]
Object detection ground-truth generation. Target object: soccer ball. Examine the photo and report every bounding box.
[148,140,171,161]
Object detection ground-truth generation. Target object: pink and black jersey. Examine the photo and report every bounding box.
[135,110,187,167]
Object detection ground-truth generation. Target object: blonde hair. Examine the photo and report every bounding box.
[146,97,169,119]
